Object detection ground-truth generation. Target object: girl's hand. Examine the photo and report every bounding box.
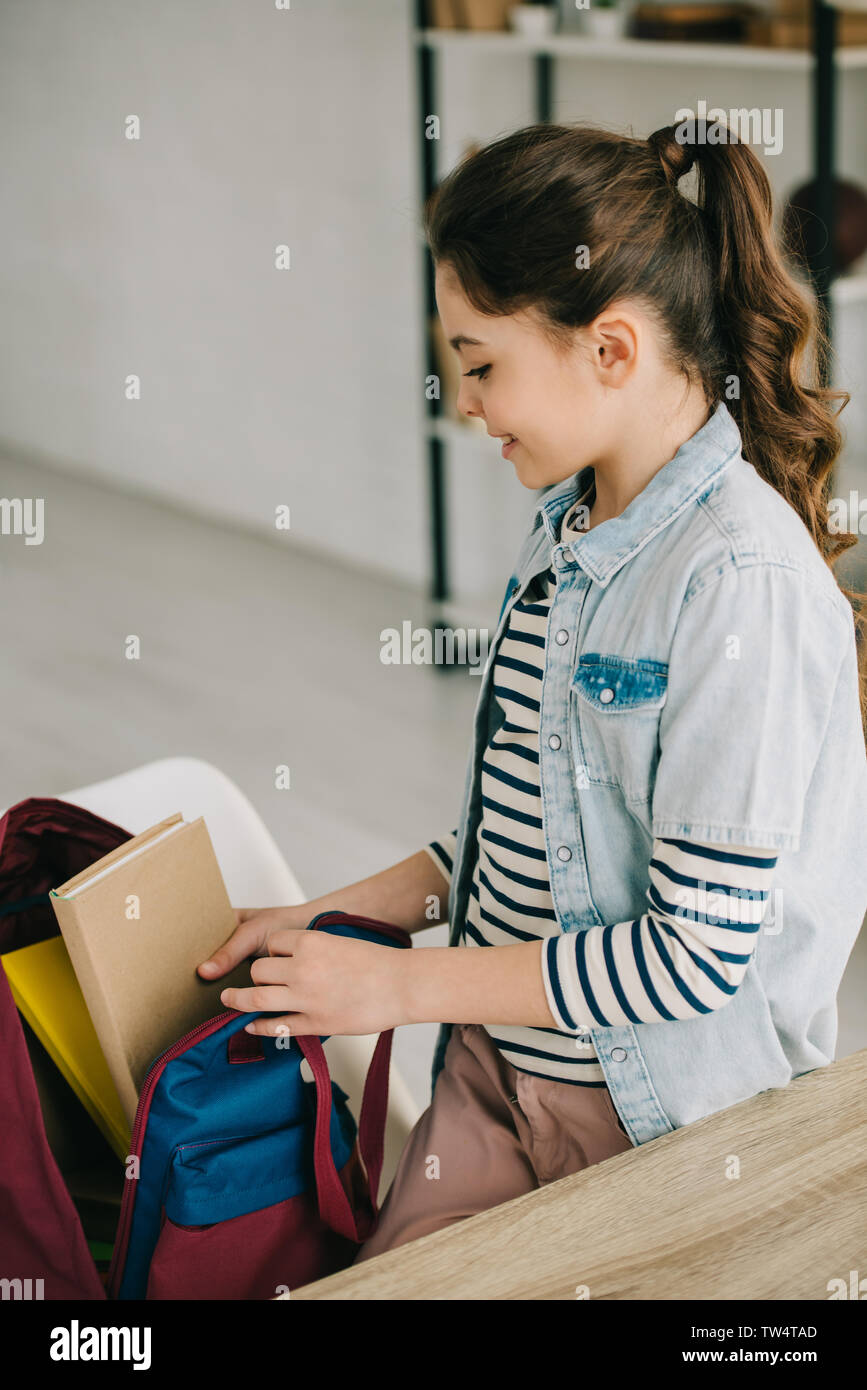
[197,905,309,981]
[217,927,410,1038]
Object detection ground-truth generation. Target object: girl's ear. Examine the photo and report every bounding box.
[592,309,640,385]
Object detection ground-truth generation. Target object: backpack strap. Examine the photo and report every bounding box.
[296,1030,392,1245]
[299,911,411,1244]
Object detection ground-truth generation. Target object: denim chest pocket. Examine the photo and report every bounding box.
[570,653,668,801]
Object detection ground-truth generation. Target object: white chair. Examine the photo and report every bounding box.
[7,755,422,1193]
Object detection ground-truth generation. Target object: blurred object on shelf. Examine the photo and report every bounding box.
[425,0,867,39]
[425,0,512,28]
[581,0,632,39]
[558,0,586,29]
[464,0,513,24]
[426,0,461,25]
[783,177,867,276]
[630,2,758,41]
[509,2,560,36]
[746,0,867,45]
[558,0,636,35]
[426,0,460,25]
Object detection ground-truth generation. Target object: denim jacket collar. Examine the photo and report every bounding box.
[534,399,743,587]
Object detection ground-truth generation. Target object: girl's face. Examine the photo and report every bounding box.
[435,263,613,490]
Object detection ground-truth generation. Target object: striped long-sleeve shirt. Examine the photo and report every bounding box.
[422,493,778,1086]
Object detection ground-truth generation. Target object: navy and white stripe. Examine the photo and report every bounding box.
[422,490,778,1085]
[541,837,776,1034]
[424,833,457,888]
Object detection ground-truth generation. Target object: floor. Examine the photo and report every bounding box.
[1,449,864,1110]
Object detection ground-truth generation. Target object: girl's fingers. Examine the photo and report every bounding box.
[220,983,296,1013]
[243,1014,312,1038]
[197,915,269,978]
[235,907,264,927]
[266,927,306,956]
[249,954,299,984]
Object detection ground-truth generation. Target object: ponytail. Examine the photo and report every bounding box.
[647,118,865,730]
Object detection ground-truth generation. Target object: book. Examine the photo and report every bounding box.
[4,935,131,1161]
[48,814,252,1126]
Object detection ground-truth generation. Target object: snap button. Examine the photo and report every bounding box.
[600,687,615,704]
[557,845,572,861]
[611,1047,628,1063]
[548,734,561,750]
[555,629,569,645]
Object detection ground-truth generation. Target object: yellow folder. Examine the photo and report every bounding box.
[3,934,131,1162]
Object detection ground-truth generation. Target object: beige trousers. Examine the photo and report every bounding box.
[353,1021,633,1263]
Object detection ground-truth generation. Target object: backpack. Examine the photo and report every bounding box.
[109,911,408,1299]
[0,797,411,1300]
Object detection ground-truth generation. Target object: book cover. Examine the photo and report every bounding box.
[49,814,253,1125]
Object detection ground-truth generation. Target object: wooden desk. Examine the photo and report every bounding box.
[289,1048,867,1300]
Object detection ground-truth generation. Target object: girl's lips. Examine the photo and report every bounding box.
[502,437,519,459]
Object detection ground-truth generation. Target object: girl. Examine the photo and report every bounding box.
[201,121,867,1262]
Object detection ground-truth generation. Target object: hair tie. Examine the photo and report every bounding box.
[648,126,697,188]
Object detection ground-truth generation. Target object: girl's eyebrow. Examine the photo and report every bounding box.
[449,334,486,352]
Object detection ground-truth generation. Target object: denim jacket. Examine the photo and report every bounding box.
[430,400,867,1146]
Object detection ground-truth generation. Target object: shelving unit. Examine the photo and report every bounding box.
[418,25,867,68]
[414,3,866,617]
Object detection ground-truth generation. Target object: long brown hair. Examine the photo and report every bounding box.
[424,120,867,736]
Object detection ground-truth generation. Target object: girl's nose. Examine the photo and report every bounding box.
[456,382,481,422]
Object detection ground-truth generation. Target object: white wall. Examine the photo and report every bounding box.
[0,0,431,589]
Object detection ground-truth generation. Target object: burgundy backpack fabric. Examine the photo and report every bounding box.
[0,797,131,1299]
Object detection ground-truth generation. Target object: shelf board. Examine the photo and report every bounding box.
[416,27,867,71]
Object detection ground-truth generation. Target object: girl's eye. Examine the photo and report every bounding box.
[463,364,491,381]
